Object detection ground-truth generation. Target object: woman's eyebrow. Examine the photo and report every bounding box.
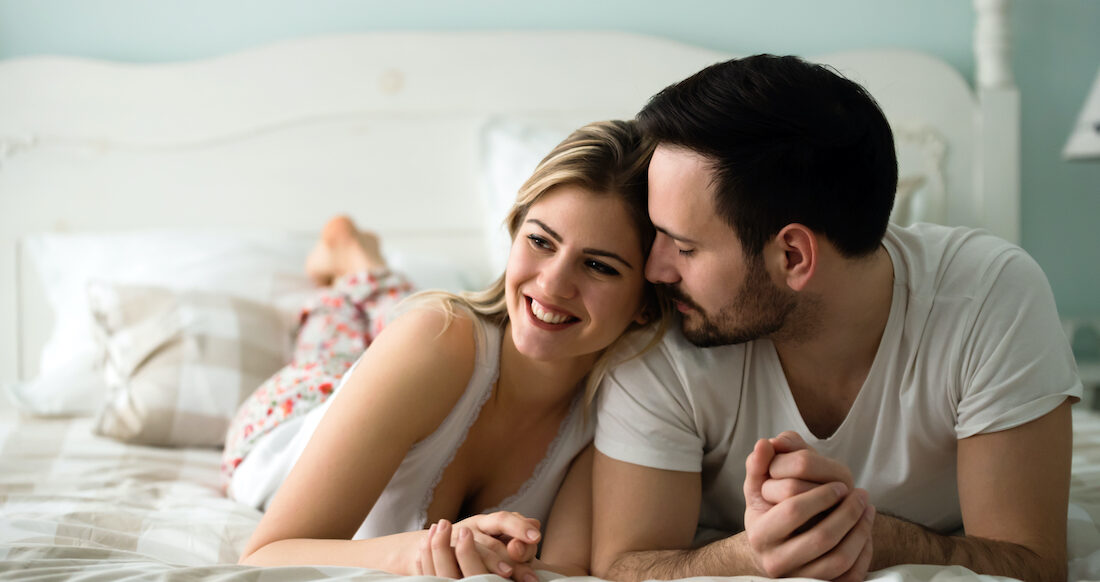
[527,219,562,242]
[527,218,635,270]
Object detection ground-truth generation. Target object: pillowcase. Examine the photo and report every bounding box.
[480,118,571,275]
[12,229,314,417]
[12,228,474,418]
[89,282,288,447]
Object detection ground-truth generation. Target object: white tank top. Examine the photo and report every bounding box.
[229,313,594,539]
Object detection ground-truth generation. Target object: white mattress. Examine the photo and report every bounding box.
[2,405,1100,581]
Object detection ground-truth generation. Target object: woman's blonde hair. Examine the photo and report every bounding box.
[404,119,667,406]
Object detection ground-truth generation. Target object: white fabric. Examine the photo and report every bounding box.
[596,223,1083,534]
[4,393,1100,582]
[228,314,593,539]
[14,229,317,416]
[12,229,478,417]
[88,282,288,447]
[479,118,571,275]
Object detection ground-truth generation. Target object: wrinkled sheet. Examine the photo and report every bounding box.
[2,406,1100,581]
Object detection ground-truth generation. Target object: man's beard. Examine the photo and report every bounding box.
[667,256,796,348]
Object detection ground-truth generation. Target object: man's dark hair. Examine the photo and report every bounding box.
[637,54,898,258]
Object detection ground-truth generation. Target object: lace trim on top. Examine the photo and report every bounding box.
[481,389,584,514]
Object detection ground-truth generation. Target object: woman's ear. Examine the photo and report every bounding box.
[774,224,817,292]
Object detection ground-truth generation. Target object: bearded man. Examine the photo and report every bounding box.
[592,54,1081,582]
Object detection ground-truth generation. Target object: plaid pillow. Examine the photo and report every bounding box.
[88,282,289,447]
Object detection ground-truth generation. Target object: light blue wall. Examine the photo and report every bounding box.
[2,0,1097,318]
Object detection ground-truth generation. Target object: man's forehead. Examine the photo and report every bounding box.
[649,145,721,231]
[651,144,715,178]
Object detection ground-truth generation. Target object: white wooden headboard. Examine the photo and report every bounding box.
[0,2,1019,386]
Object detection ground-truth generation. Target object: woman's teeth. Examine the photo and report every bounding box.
[531,299,571,324]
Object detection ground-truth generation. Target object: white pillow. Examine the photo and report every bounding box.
[89,282,288,447]
[480,118,571,275]
[12,228,476,417]
[385,249,480,295]
[13,229,314,416]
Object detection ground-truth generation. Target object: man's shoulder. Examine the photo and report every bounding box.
[888,222,1021,260]
[886,222,1038,295]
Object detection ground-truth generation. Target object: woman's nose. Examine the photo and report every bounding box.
[537,256,577,299]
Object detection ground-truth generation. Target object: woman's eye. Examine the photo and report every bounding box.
[586,259,620,276]
[677,248,695,257]
[527,234,552,250]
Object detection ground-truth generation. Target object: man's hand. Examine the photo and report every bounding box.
[763,431,853,499]
[743,433,875,581]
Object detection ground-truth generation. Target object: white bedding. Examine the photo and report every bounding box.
[2,404,1100,581]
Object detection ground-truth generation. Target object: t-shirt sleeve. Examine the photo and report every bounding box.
[595,337,704,472]
[955,247,1083,439]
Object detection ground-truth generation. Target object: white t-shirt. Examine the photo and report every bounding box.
[595,223,1083,534]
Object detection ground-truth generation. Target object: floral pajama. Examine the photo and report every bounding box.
[220,269,415,484]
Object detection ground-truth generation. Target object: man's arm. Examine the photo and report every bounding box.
[869,401,1072,582]
[855,246,1076,581]
[765,401,1073,582]
[592,447,872,582]
[538,445,595,577]
[591,450,747,581]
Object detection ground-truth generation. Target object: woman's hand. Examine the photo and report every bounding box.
[417,520,488,578]
[452,511,542,564]
[416,513,543,581]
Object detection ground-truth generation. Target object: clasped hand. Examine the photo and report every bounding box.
[743,431,875,581]
[415,511,542,581]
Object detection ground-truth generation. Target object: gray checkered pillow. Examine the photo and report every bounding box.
[88,282,289,447]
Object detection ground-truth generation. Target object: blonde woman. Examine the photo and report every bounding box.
[223,120,665,578]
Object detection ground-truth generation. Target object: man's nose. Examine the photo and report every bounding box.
[645,236,679,284]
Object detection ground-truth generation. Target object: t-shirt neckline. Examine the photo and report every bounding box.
[766,239,906,445]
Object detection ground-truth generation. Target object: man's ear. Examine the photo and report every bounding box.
[773,224,817,292]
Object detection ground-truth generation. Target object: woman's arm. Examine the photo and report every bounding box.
[418,446,595,581]
[238,308,478,572]
[241,532,427,572]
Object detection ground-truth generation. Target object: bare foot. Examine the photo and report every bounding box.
[305,216,387,286]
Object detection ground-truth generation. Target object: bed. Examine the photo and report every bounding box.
[2,1,1099,581]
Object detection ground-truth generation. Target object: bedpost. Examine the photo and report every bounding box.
[974,0,1021,244]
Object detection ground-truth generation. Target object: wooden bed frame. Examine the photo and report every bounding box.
[0,1,1019,388]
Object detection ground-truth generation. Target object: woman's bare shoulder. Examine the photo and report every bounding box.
[381,304,480,364]
[326,305,483,446]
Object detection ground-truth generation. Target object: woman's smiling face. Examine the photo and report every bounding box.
[505,185,649,363]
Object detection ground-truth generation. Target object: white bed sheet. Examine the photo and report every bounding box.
[2,404,1100,581]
